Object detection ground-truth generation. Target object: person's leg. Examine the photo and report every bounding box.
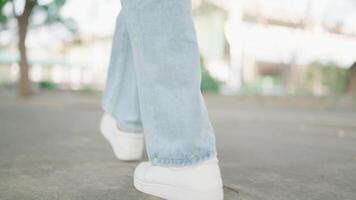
[101,10,144,161]
[120,1,223,198]
[103,0,224,198]
[123,0,217,167]
[102,10,142,134]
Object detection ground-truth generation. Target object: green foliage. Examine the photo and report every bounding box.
[79,85,96,94]
[0,0,76,32]
[0,0,9,24]
[36,0,77,32]
[201,67,221,93]
[239,82,258,95]
[38,80,57,90]
[305,62,348,94]
[240,76,282,95]
[36,0,66,24]
[255,76,281,90]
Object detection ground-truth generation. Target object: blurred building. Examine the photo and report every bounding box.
[1,0,356,95]
[199,0,356,95]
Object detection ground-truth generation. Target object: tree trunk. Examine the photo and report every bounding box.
[16,0,37,98]
[17,17,31,97]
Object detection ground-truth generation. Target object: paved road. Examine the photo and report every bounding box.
[0,92,355,200]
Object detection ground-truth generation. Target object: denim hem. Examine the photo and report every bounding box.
[115,119,144,134]
[102,103,144,133]
[150,151,217,167]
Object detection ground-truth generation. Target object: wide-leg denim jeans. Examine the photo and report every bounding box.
[102,0,217,167]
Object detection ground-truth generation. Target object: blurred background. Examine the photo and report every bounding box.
[1,0,356,97]
[1,0,356,199]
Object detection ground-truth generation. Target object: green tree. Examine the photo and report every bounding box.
[305,62,348,95]
[0,0,74,97]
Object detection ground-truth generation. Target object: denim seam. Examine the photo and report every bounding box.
[151,150,216,167]
[124,8,162,162]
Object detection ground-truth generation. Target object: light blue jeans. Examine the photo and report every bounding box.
[102,0,217,167]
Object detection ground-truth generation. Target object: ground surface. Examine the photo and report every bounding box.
[0,91,356,200]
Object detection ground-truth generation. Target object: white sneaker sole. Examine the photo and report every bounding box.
[134,176,224,200]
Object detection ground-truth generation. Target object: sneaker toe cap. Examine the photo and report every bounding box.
[134,162,152,180]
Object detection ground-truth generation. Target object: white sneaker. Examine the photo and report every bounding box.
[100,113,144,161]
[134,158,224,200]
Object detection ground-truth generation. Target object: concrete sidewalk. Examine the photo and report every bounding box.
[0,92,355,200]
